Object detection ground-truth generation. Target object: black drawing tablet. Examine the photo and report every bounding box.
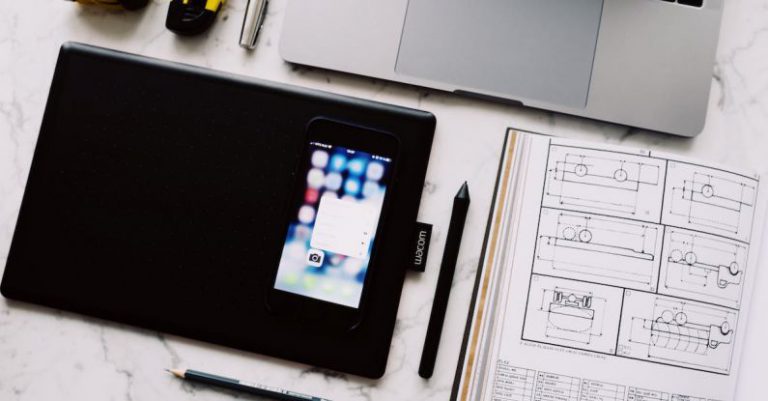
[0,42,435,378]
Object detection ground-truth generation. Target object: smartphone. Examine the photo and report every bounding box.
[267,118,399,328]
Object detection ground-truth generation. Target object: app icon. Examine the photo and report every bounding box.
[306,248,325,267]
[311,150,329,168]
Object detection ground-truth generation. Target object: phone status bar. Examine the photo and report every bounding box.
[311,141,392,163]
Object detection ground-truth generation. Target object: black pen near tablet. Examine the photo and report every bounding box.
[419,182,471,378]
[167,368,332,401]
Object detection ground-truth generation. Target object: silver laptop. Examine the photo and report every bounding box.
[280,0,724,137]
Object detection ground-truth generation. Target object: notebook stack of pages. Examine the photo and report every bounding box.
[452,129,766,401]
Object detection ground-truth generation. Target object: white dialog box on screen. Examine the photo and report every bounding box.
[310,197,378,259]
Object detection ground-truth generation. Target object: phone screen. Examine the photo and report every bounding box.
[273,140,394,308]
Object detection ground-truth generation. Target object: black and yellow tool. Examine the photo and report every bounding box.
[166,0,225,36]
[67,0,149,10]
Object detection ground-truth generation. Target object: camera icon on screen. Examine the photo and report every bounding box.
[306,248,325,267]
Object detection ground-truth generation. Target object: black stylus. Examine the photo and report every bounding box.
[419,181,471,379]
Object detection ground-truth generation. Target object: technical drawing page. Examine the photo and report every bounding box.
[523,274,624,354]
[661,161,757,243]
[533,208,663,292]
[542,144,665,221]
[464,133,767,401]
[616,291,737,374]
[658,227,748,309]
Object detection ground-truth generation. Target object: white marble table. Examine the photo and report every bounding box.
[1,1,767,400]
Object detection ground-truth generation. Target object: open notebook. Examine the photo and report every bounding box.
[452,129,765,401]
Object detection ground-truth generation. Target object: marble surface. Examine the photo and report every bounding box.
[1,0,767,400]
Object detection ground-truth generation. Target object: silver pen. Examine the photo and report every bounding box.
[239,0,269,50]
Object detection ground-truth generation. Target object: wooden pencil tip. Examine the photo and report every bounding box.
[166,368,186,378]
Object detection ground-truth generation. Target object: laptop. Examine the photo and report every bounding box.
[280,0,724,137]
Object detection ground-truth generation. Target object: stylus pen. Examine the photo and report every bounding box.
[239,0,269,50]
[418,182,470,379]
[167,368,332,401]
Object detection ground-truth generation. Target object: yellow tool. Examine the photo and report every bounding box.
[166,0,226,36]
[68,0,149,10]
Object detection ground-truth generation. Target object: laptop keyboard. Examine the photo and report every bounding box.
[662,0,703,7]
